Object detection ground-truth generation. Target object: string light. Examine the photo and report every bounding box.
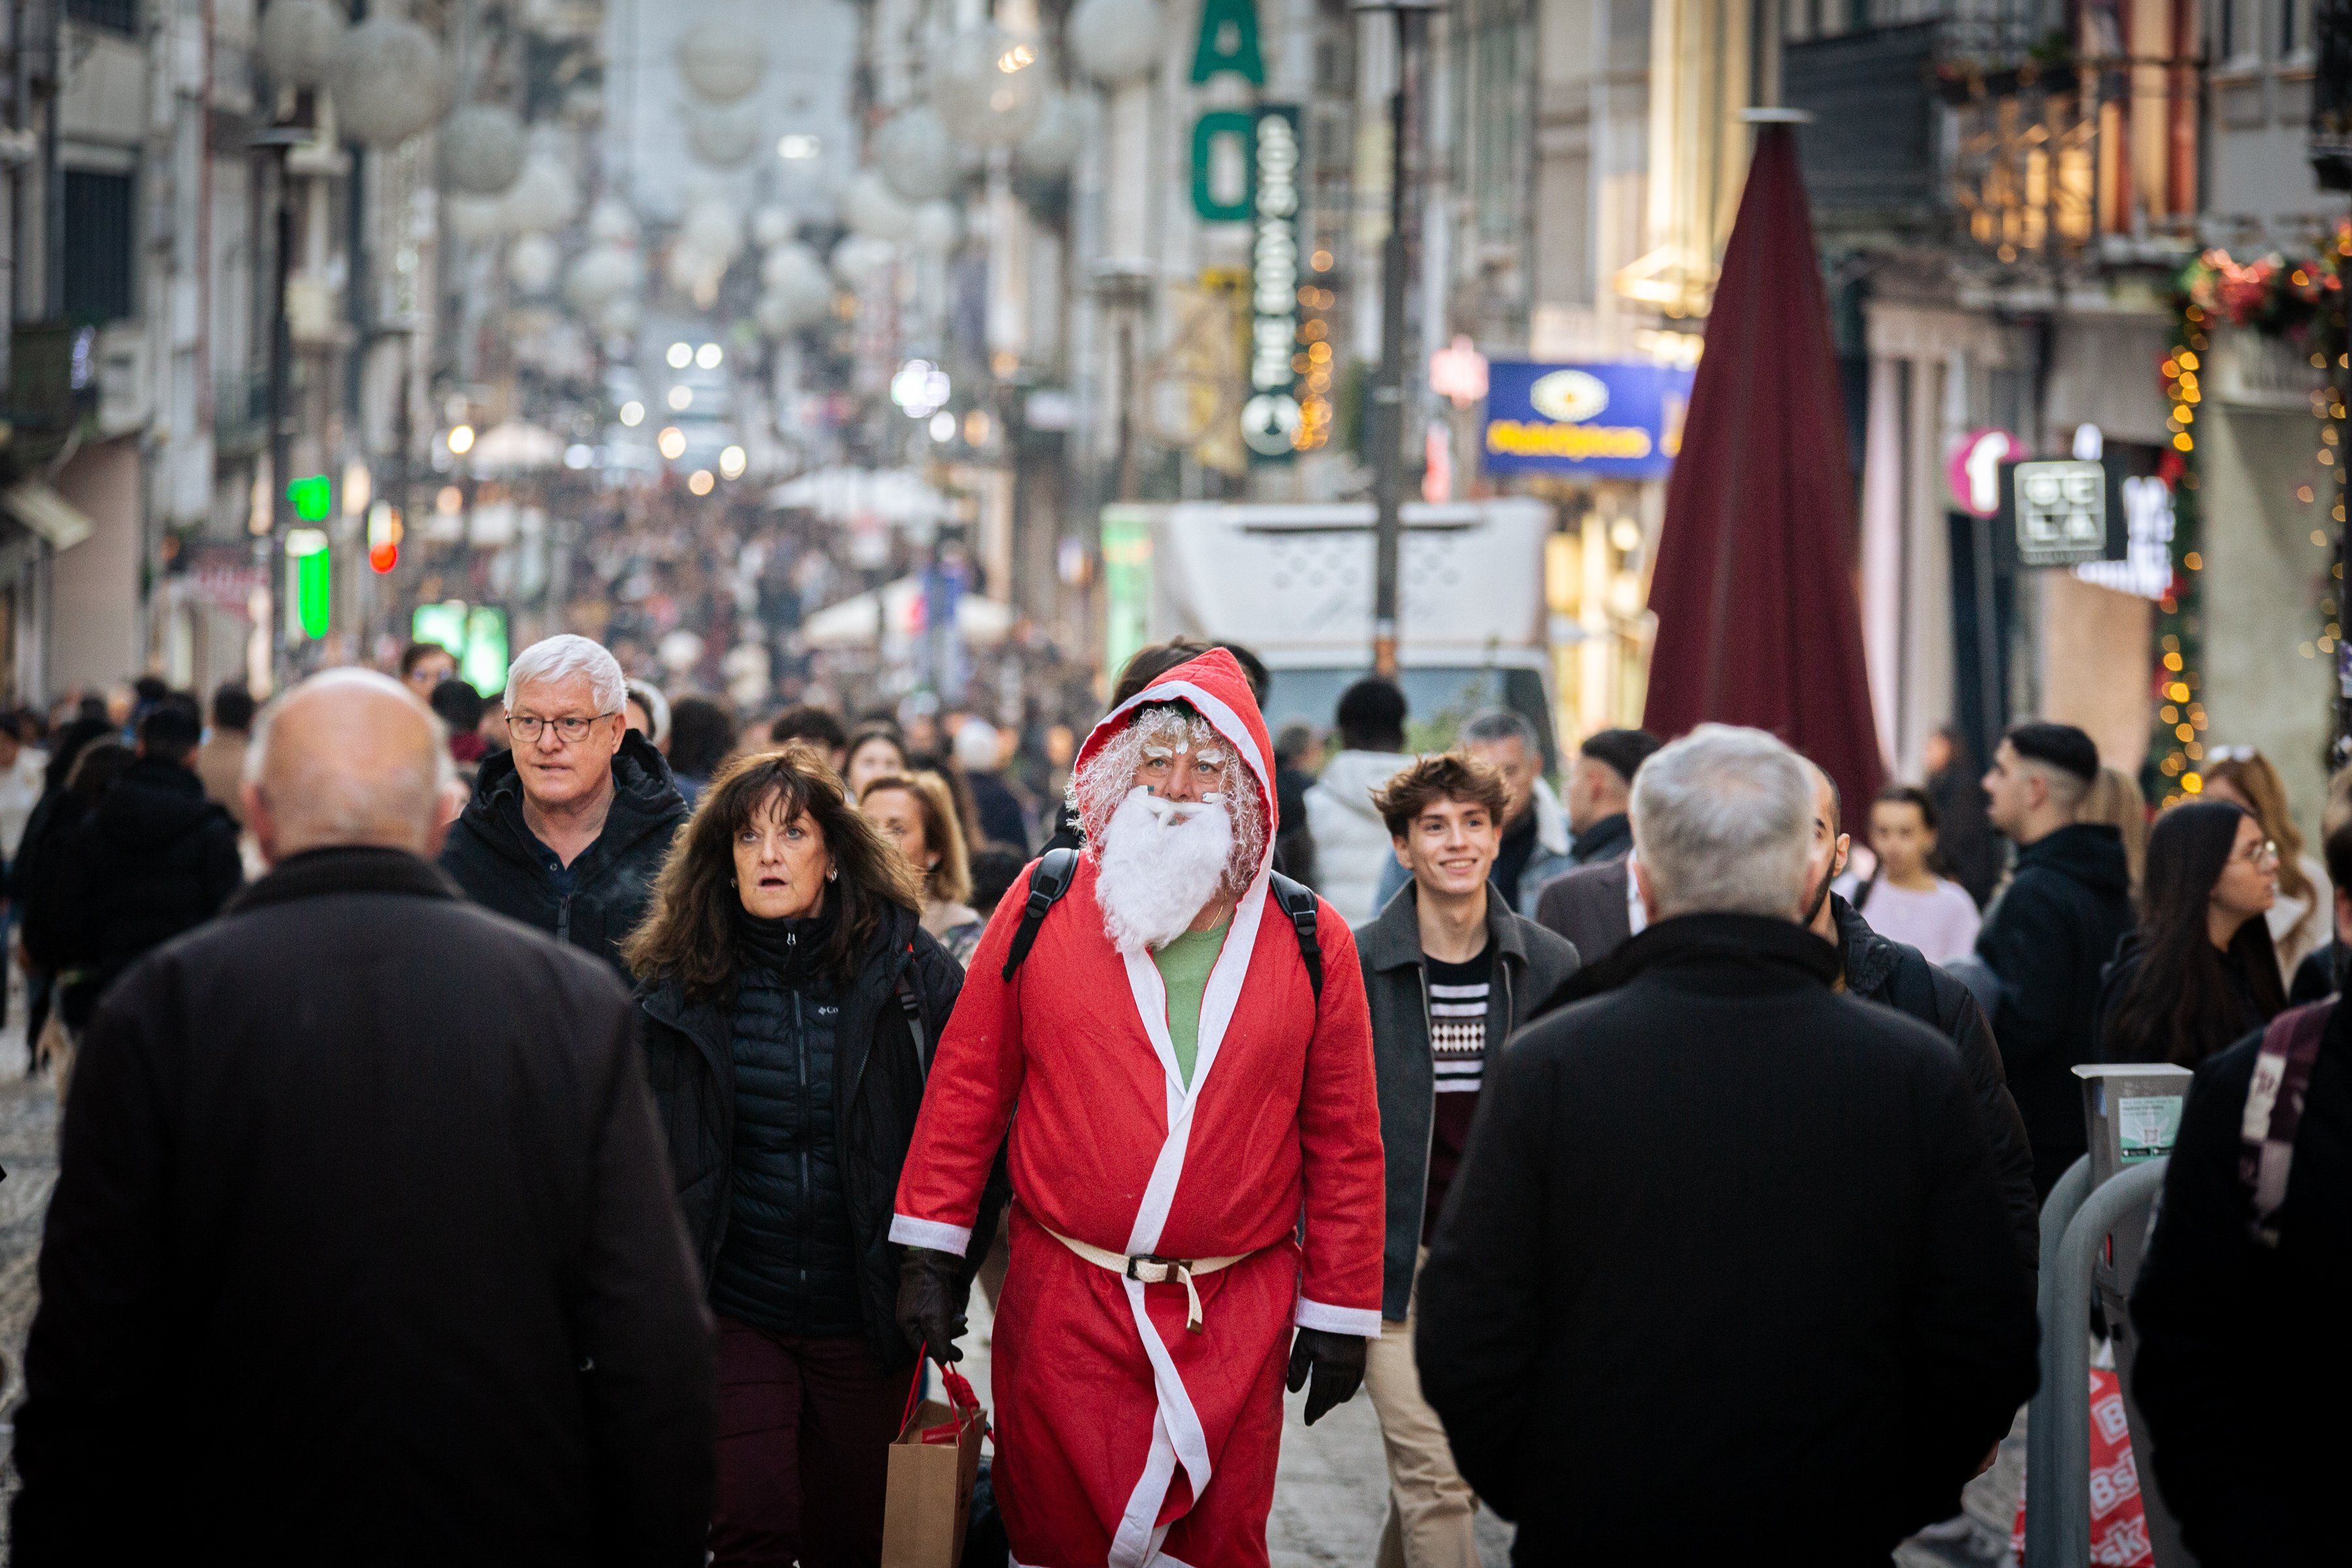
[2151,302,2207,806]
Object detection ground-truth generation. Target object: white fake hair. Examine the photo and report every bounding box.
[1630,724,1812,921]
[1071,704,1265,883]
[505,633,628,717]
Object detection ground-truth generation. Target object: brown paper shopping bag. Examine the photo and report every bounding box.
[881,1358,986,1568]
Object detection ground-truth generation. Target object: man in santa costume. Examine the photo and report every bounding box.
[892,647,1384,1568]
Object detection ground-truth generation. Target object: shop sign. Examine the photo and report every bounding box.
[2074,474,2176,600]
[1240,105,1303,462]
[1999,457,2127,568]
[1481,361,1694,480]
[1947,428,2026,518]
[1191,0,1265,84]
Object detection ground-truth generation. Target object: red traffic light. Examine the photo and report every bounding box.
[368,541,399,574]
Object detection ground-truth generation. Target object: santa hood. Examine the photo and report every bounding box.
[1075,647,1277,874]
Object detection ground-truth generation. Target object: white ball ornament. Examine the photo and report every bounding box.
[507,233,561,295]
[1068,0,1163,86]
[840,172,914,242]
[872,107,959,203]
[932,25,1047,149]
[258,0,346,89]
[442,105,527,195]
[675,12,768,105]
[1018,93,1086,176]
[331,16,449,148]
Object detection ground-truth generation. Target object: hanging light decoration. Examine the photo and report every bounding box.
[331,16,449,148]
[841,171,915,242]
[831,234,898,287]
[676,11,768,105]
[257,0,347,89]
[587,198,641,248]
[1018,93,1086,177]
[565,244,640,311]
[758,244,834,334]
[911,201,962,254]
[444,193,508,241]
[598,297,644,338]
[688,103,765,168]
[750,204,796,249]
[1068,0,1162,86]
[678,199,745,266]
[501,153,580,233]
[872,106,960,203]
[507,233,561,295]
[932,25,1047,148]
[442,105,527,195]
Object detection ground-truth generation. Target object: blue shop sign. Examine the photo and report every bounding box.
[1482,361,1694,480]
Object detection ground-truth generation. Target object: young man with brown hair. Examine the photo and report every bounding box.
[1355,752,1579,1566]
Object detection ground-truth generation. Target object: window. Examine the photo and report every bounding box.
[2217,0,2238,58]
[62,171,136,325]
[2285,0,2308,56]
[63,0,137,33]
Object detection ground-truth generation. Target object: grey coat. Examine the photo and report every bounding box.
[1358,881,1582,1320]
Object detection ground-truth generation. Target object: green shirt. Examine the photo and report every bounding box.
[1152,920,1231,1086]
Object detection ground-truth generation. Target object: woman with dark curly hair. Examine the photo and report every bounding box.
[624,743,981,1567]
[2097,799,2285,1068]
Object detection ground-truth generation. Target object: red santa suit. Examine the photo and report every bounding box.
[891,649,1384,1568]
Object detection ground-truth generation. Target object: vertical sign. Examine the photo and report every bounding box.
[1241,105,1303,463]
[1100,504,1155,682]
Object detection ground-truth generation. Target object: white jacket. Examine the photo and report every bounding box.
[1303,749,1415,924]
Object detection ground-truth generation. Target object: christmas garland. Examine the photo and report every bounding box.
[2146,220,2351,804]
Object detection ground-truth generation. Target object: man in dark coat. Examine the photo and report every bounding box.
[10,670,715,1566]
[1533,854,1640,967]
[1974,721,2136,1197]
[1416,726,2037,1566]
[441,634,689,975]
[1797,760,2040,1272]
[1560,727,1659,866]
[1356,752,1578,1563]
[37,695,242,1028]
[2129,825,2352,1567]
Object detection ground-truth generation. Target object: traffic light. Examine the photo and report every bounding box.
[367,500,401,574]
[287,474,331,524]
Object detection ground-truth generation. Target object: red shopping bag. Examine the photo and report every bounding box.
[881,1360,988,1568]
[2010,1367,2153,1567]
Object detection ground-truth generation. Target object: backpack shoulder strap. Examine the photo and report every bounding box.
[893,969,929,1071]
[999,847,1081,984]
[2242,996,2333,1245]
[1268,871,1323,1004]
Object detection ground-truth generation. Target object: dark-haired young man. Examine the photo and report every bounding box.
[195,683,256,823]
[1976,721,2136,1197]
[1356,751,1578,1566]
[40,696,242,1029]
[1306,677,1414,923]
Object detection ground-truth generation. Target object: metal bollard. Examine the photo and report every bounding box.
[2023,1156,2167,1568]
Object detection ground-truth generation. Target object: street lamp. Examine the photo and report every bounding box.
[1352,0,1443,680]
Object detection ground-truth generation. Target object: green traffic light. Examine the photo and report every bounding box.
[287,474,332,523]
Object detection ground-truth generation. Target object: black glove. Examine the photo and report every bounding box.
[1284,1327,1367,1426]
[895,1245,968,1365]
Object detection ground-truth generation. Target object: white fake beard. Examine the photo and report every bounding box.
[1096,787,1236,955]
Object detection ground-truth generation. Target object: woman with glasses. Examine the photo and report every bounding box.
[2097,800,2285,1067]
[623,744,986,1568]
[2201,747,2332,983]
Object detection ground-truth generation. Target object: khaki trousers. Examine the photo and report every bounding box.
[1363,1248,1480,1568]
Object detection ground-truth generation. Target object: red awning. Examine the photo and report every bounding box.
[1641,121,1886,811]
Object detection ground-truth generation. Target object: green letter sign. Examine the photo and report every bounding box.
[1190,0,1264,84]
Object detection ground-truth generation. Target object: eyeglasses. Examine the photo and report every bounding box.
[2230,838,2280,868]
[508,711,616,744]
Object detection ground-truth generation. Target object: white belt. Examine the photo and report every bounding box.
[1045,1227,1249,1334]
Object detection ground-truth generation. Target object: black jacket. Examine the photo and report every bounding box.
[2131,1003,2351,1567]
[2095,928,2274,1068]
[440,730,688,975]
[9,847,715,1566]
[35,756,242,1025]
[1927,763,1998,908]
[2289,938,2345,1005]
[1974,822,2135,1190]
[637,902,997,1371]
[1567,810,1632,866]
[1357,881,1581,1320]
[1415,914,2038,1565]
[1833,894,2040,1274]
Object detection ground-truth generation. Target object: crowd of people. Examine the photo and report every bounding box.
[0,629,2338,1567]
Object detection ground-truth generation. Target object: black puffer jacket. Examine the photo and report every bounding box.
[439,732,687,976]
[706,960,862,1338]
[37,757,242,1026]
[1974,822,2135,1194]
[638,902,1004,1370]
[1835,895,2040,1273]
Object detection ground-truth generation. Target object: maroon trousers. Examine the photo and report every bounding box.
[711,1316,915,1568]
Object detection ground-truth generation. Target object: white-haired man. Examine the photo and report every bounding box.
[440,633,688,975]
[12,670,715,1562]
[891,647,1384,1568]
[1414,725,2038,1565]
